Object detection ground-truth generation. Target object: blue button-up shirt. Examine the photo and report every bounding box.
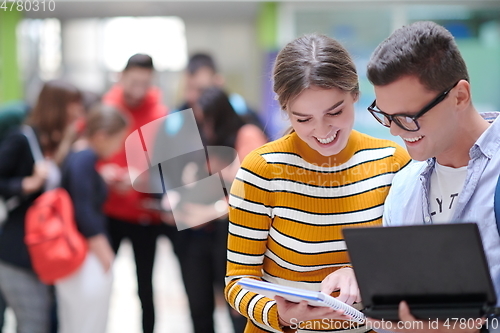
[383,112,500,305]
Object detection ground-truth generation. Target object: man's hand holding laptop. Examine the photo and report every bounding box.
[365,301,485,333]
[320,267,485,333]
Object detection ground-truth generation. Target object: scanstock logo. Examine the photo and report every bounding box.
[124,109,243,230]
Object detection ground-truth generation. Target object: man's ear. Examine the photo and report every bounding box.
[455,79,471,110]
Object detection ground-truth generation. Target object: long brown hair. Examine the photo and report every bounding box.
[273,34,359,112]
[27,80,82,153]
[197,86,245,148]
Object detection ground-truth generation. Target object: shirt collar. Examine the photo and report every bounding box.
[470,112,500,160]
[420,158,435,180]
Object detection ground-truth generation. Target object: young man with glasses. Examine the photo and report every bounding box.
[365,21,500,333]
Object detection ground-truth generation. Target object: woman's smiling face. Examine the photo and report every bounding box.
[288,86,356,157]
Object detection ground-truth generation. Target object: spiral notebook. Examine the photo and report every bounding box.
[237,278,366,324]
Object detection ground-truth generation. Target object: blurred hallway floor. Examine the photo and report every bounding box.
[3,236,234,333]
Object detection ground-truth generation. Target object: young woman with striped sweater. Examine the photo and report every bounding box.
[224,34,411,333]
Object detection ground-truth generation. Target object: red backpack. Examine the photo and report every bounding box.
[25,188,88,284]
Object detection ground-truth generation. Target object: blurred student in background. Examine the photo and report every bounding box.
[0,80,83,333]
[56,104,128,333]
[0,101,30,333]
[179,53,223,112]
[99,53,168,333]
[178,53,267,135]
[164,87,267,333]
[197,87,268,182]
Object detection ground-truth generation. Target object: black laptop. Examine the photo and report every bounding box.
[343,223,498,321]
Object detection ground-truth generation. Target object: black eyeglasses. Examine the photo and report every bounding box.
[367,80,461,132]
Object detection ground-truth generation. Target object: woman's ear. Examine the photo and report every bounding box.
[352,92,360,103]
[281,108,290,121]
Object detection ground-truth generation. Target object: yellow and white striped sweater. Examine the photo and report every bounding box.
[225,130,410,333]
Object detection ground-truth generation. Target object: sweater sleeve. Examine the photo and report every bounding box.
[65,151,107,238]
[391,143,412,173]
[224,150,284,332]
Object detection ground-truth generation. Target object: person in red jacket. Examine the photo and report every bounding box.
[99,54,168,333]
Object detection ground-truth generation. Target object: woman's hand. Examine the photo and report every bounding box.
[88,234,115,273]
[99,164,132,194]
[321,267,361,305]
[53,118,83,165]
[22,161,48,194]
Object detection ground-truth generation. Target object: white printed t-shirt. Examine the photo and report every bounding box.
[429,161,468,223]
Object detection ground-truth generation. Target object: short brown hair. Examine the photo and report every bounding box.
[124,53,154,71]
[85,104,128,137]
[273,34,359,111]
[367,21,469,92]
